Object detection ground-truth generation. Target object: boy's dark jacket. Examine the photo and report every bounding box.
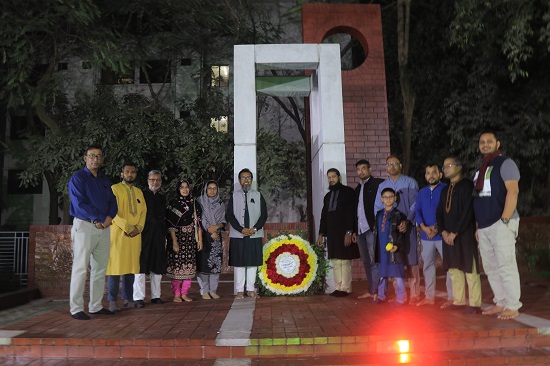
[374,208,409,264]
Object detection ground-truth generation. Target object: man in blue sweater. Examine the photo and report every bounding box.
[415,164,453,307]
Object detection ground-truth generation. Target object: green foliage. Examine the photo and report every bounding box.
[516,223,550,275]
[257,130,306,205]
[18,87,235,209]
[450,0,549,82]
[381,0,550,215]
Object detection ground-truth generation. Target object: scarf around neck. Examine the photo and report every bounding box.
[474,149,501,191]
[198,181,226,229]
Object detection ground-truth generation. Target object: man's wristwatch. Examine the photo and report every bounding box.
[501,217,510,225]
[253,227,257,233]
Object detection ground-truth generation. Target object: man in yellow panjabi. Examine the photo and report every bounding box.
[107,163,147,311]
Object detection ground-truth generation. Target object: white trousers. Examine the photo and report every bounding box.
[332,259,352,293]
[69,219,111,314]
[234,266,257,293]
[133,273,162,300]
[478,218,522,311]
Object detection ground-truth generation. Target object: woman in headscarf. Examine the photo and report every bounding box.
[197,180,226,299]
[166,179,202,302]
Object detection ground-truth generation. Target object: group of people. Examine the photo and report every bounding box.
[68,130,521,322]
[318,131,522,320]
[68,145,266,320]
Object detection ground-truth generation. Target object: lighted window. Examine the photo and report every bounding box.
[210,116,228,133]
[211,65,229,87]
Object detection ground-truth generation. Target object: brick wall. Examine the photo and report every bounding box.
[302,3,390,186]
[29,223,319,297]
[303,3,390,280]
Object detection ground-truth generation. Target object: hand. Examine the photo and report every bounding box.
[242,228,254,236]
[344,233,352,246]
[128,227,140,237]
[197,241,203,251]
[351,233,357,243]
[317,235,325,247]
[94,221,104,229]
[398,221,408,233]
[475,229,479,243]
[431,226,439,236]
[172,241,179,253]
[102,216,113,228]
[421,225,433,238]
[446,232,457,245]
[208,225,217,234]
[211,232,219,241]
[390,245,398,253]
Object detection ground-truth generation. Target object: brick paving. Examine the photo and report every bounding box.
[1,275,550,364]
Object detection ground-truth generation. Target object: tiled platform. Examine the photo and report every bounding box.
[2,276,550,364]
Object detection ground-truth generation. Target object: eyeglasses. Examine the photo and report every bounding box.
[239,176,252,181]
[442,163,458,170]
[386,162,400,167]
[148,178,161,182]
[86,154,104,160]
[381,195,395,199]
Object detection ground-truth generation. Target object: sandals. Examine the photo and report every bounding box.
[236,292,245,299]
[248,291,260,299]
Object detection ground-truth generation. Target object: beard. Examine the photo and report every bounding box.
[149,185,160,191]
[428,179,440,185]
[242,185,250,193]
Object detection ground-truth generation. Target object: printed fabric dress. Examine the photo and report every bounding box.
[165,196,202,280]
[197,185,226,275]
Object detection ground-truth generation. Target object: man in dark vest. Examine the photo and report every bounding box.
[227,168,268,299]
[473,131,521,320]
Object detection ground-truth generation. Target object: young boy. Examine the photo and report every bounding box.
[374,188,408,305]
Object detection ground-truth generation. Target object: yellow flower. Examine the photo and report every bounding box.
[259,235,318,295]
[386,242,394,251]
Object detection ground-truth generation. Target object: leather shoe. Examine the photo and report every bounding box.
[330,290,346,297]
[90,308,115,315]
[71,311,90,320]
[151,298,164,304]
[135,300,145,308]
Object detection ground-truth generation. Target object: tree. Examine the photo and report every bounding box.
[19,87,235,224]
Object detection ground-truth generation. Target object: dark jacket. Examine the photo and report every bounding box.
[319,182,360,260]
[354,176,384,232]
[374,208,408,264]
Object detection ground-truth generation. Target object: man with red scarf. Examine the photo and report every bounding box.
[473,131,521,320]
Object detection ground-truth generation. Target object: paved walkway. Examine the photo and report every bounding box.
[2,275,550,365]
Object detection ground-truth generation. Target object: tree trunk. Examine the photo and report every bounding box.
[43,172,59,225]
[62,194,72,225]
[397,0,415,174]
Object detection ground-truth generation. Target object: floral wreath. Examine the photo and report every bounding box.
[257,234,328,296]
